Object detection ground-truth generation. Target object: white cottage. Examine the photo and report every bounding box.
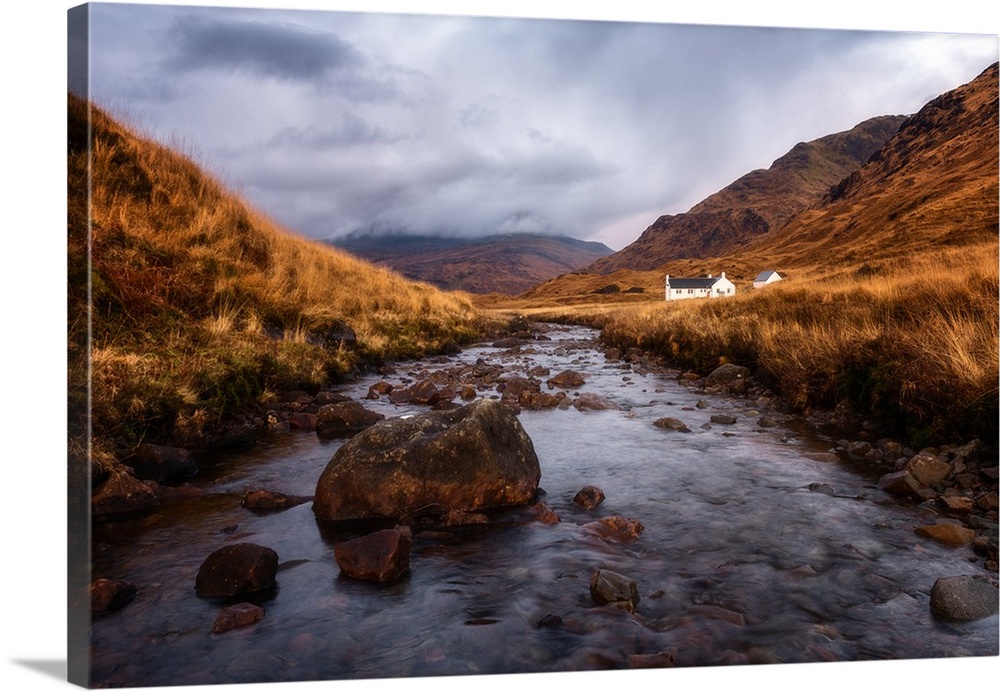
[664,272,736,301]
[752,270,782,289]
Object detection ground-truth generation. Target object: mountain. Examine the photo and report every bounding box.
[585,114,907,274]
[735,62,998,270]
[330,233,614,295]
[512,62,998,306]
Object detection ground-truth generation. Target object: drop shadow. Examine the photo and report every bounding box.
[11,659,67,682]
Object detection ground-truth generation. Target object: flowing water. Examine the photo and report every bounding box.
[89,325,997,687]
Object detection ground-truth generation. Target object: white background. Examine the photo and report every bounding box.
[1,1,997,690]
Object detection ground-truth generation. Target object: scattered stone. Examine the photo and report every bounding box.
[130,444,198,483]
[653,417,691,432]
[195,543,279,598]
[914,524,976,546]
[930,575,999,621]
[313,399,540,522]
[572,393,619,411]
[877,439,905,461]
[498,376,540,401]
[240,489,311,511]
[211,603,265,634]
[459,385,477,400]
[941,496,975,514]
[905,451,952,487]
[877,471,922,497]
[315,402,385,438]
[573,485,606,510]
[757,416,779,428]
[320,319,357,350]
[808,483,836,496]
[365,382,394,400]
[547,370,586,389]
[710,414,738,425]
[334,528,411,585]
[287,412,318,430]
[845,441,872,458]
[90,578,137,613]
[92,470,160,516]
[527,502,561,524]
[519,391,566,410]
[582,515,644,542]
[704,363,750,393]
[314,391,352,405]
[944,440,986,465]
[589,569,640,612]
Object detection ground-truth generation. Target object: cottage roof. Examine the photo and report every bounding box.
[667,276,723,289]
[754,270,779,282]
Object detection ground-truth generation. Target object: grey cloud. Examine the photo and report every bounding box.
[167,16,361,81]
[85,4,999,250]
[264,115,415,150]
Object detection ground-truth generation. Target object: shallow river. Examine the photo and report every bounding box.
[90,325,997,686]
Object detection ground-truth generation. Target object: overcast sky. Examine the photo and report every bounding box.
[76,1,998,250]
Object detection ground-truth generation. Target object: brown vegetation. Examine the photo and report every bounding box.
[509,242,998,447]
[68,94,486,457]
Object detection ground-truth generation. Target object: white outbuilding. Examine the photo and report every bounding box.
[752,270,782,289]
[665,272,736,301]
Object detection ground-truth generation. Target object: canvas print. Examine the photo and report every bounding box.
[67,2,999,688]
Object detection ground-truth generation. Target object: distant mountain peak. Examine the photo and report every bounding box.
[329,232,614,295]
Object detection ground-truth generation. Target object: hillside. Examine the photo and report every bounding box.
[734,61,999,272]
[331,232,614,294]
[586,114,906,274]
[68,93,485,459]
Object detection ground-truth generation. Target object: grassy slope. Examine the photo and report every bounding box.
[68,94,487,459]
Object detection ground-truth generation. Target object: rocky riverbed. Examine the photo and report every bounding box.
[85,322,998,687]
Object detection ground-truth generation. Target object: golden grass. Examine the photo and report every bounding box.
[519,241,998,446]
[68,94,488,449]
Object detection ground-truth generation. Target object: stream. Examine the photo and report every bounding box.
[89,325,998,687]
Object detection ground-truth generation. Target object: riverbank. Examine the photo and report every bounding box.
[90,321,998,576]
[85,322,996,686]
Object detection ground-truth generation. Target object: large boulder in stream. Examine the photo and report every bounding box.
[313,399,541,522]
